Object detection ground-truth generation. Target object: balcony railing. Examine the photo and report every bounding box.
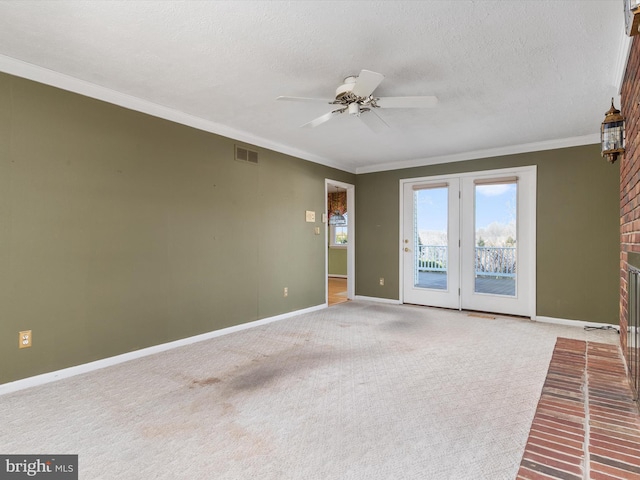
[417,245,516,277]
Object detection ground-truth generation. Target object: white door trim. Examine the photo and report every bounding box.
[325,179,355,303]
[399,165,537,318]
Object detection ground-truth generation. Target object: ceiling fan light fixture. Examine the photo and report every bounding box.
[278,69,438,130]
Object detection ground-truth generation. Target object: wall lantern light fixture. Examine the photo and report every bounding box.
[601,98,625,164]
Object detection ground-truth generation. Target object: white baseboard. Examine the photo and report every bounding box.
[354,295,402,305]
[0,304,326,396]
[533,315,620,332]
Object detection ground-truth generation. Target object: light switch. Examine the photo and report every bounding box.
[305,211,316,222]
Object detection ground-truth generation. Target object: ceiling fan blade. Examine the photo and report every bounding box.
[301,109,345,128]
[376,96,438,108]
[359,109,389,133]
[351,70,385,98]
[277,96,334,104]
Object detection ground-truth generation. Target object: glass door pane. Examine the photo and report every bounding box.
[474,182,517,297]
[402,178,459,310]
[414,187,448,290]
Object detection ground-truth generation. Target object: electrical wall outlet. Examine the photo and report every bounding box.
[283,287,288,297]
[19,330,32,349]
[379,277,385,286]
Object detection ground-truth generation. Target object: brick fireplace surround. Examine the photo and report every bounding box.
[621,35,640,400]
[515,37,640,480]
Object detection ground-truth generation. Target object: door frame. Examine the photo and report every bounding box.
[325,179,355,303]
[399,165,537,318]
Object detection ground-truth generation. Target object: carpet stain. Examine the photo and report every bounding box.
[230,365,281,391]
[221,402,236,415]
[381,319,423,331]
[183,344,347,399]
[226,423,274,459]
[190,377,222,388]
[223,350,337,394]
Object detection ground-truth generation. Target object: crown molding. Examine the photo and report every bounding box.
[613,27,633,94]
[0,54,355,174]
[0,54,605,177]
[355,134,600,174]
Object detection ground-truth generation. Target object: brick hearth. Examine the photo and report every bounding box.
[517,338,640,480]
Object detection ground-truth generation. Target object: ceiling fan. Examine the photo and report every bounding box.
[277,69,437,132]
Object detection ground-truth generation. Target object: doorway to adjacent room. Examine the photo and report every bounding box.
[326,180,354,306]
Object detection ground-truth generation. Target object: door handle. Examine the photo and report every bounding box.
[404,247,411,252]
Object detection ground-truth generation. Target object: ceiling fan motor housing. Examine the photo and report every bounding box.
[335,80,356,100]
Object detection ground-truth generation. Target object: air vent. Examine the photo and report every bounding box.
[235,145,258,165]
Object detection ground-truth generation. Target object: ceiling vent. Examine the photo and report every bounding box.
[235,145,259,165]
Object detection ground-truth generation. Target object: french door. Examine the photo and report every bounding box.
[400,167,536,317]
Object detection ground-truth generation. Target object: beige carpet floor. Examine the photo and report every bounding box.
[0,301,620,479]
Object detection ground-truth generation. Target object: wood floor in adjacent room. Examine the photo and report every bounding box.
[328,277,348,306]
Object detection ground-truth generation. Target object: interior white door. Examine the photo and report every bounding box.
[401,167,536,317]
[402,178,460,309]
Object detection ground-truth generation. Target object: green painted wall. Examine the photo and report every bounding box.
[0,70,621,385]
[355,145,620,324]
[328,247,347,276]
[0,73,354,384]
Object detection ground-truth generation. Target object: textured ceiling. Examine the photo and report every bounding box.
[0,1,625,173]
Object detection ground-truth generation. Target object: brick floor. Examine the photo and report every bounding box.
[517,338,640,480]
